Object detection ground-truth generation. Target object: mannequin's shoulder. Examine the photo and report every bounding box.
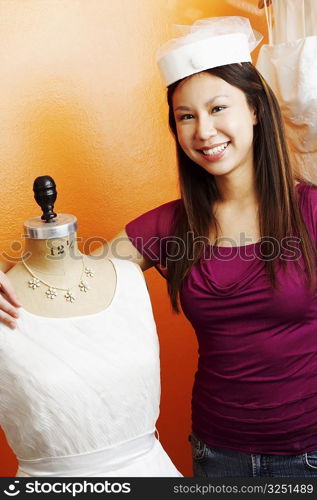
[107,256,144,277]
[85,256,146,297]
[6,262,27,284]
[84,255,142,277]
[84,255,113,274]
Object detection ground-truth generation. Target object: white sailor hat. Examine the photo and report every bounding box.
[157,17,263,87]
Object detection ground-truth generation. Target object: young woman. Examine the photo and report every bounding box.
[1,16,317,477]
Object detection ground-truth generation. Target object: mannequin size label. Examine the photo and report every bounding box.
[46,237,74,257]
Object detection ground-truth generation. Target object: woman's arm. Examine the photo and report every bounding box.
[90,229,154,271]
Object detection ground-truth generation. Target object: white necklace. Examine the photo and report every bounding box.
[21,255,94,303]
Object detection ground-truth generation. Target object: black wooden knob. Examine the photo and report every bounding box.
[33,176,57,222]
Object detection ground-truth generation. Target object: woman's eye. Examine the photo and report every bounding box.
[179,114,194,121]
[212,106,226,113]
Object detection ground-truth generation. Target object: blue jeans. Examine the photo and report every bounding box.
[190,433,317,477]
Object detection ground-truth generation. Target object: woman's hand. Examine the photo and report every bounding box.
[258,0,273,8]
[0,270,21,329]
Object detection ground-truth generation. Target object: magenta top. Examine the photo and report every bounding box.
[125,183,317,454]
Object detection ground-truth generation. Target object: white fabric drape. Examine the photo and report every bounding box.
[256,0,317,183]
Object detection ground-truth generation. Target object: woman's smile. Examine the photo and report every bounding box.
[198,141,231,161]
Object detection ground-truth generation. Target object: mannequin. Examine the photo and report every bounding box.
[0,176,181,477]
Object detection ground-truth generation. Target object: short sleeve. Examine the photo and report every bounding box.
[297,183,317,244]
[125,200,181,267]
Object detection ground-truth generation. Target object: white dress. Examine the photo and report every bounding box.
[256,0,317,184]
[0,258,181,477]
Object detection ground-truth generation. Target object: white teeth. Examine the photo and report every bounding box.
[202,142,229,156]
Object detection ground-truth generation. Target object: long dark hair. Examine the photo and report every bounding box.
[166,62,316,312]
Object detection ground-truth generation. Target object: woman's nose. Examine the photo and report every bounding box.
[195,116,217,141]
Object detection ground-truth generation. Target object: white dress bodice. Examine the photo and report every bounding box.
[0,258,180,476]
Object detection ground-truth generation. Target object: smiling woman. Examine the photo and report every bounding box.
[122,16,317,477]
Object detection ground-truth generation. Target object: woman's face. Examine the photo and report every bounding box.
[172,72,257,178]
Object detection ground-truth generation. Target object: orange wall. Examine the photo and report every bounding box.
[0,0,267,477]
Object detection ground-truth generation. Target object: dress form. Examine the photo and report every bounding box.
[1,178,182,477]
[7,176,116,318]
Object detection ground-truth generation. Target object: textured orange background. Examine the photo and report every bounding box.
[0,0,267,477]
